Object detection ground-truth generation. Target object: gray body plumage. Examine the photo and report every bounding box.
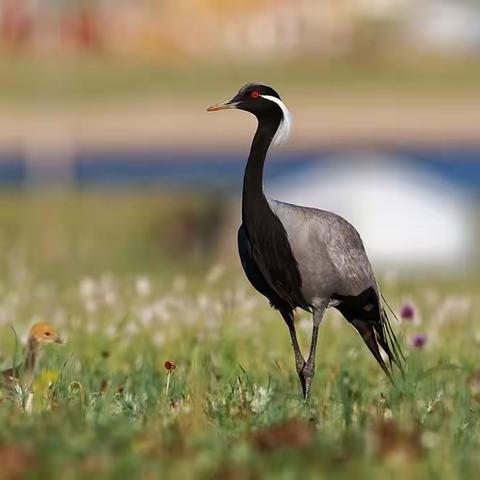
[268,199,378,308]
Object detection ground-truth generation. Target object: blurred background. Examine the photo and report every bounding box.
[0,0,479,278]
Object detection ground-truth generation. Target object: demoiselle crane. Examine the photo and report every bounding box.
[208,83,403,399]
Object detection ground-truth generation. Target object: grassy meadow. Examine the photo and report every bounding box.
[0,193,479,479]
[2,55,480,106]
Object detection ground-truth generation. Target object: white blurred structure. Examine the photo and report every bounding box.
[407,0,480,54]
[270,155,476,273]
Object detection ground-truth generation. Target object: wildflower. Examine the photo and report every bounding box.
[135,277,151,297]
[104,290,117,308]
[79,277,96,299]
[100,275,117,307]
[124,322,138,336]
[164,360,176,372]
[411,334,427,349]
[164,360,176,397]
[249,385,271,414]
[400,304,415,321]
[137,306,154,327]
[33,370,60,401]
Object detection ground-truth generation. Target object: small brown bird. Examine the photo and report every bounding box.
[1,322,64,391]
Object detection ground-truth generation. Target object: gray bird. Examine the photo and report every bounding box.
[208,83,403,399]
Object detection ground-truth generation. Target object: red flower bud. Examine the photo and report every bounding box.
[164,360,176,372]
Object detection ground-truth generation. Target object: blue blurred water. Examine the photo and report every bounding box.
[1,148,479,193]
[74,148,480,194]
[0,150,25,186]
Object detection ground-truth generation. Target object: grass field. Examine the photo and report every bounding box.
[0,193,479,479]
[1,55,480,106]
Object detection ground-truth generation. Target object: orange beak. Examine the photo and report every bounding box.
[207,101,238,112]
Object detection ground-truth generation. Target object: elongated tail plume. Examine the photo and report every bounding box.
[380,295,406,375]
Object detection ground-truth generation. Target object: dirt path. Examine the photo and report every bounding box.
[1,95,479,160]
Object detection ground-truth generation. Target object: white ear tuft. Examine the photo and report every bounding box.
[260,94,292,146]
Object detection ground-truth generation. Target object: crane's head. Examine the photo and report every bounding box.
[28,322,64,346]
[207,83,292,146]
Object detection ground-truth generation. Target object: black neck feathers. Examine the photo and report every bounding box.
[242,114,279,222]
[241,111,310,311]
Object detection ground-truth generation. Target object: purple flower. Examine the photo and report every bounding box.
[411,334,427,349]
[400,304,415,321]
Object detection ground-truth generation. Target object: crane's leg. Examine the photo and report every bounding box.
[280,310,306,394]
[301,302,327,400]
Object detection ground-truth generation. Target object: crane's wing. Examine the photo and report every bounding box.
[268,199,404,373]
[269,199,376,297]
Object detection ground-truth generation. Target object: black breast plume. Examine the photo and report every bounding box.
[244,201,311,312]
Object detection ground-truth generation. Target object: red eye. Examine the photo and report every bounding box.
[251,91,260,98]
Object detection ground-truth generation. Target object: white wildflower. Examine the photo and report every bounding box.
[136,276,151,297]
[124,322,139,336]
[249,386,271,414]
[138,306,155,327]
[79,277,96,298]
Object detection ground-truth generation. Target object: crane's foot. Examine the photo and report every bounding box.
[300,360,315,400]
